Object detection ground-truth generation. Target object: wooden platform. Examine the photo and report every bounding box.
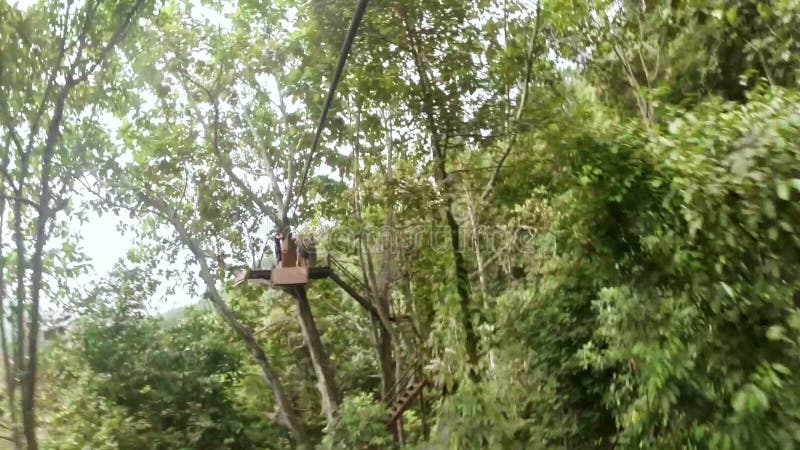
[233,266,333,287]
[232,261,384,321]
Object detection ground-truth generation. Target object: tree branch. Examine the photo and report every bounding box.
[216,103,281,226]
[0,136,18,193]
[294,0,370,208]
[481,0,542,203]
[69,0,147,86]
[136,190,311,448]
[242,107,288,223]
[274,77,296,212]
[0,100,25,160]
[0,196,37,209]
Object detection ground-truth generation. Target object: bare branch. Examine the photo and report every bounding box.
[481,0,542,203]
[274,77,296,211]
[69,0,147,86]
[216,103,281,226]
[174,65,213,98]
[242,107,288,222]
[71,0,99,68]
[0,137,18,193]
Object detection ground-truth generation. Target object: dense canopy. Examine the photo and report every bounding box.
[0,0,799,449]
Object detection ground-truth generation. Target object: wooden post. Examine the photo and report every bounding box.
[397,415,405,446]
[420,383,428,440]
[391,418,400,443]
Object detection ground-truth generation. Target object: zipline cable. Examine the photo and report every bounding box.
[295,0,370,204]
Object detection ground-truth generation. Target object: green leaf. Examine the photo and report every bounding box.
[732,389,747,413]
[725,7,738,25]
[766,325,785,341]
[777,181,790,200]
[751,386,769,411]
[733,384,769,414]
[721,282,735,298]
[768,226,779,240]
[772,363,791,376]
[763,200,777,219]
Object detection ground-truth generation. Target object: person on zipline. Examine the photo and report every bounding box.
[273,231,283,266]
[295,233,317,266]
[272,227,316,268]
[273,226,292,267]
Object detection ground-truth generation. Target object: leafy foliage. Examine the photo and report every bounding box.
[46,302,289,449]
[322,393,394,449]
[1,0,799,449]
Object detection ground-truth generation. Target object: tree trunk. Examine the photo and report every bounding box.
[0,263,19,450]
[353,107,400,400]
[0,151,19,449]
[11,148,28,450]
[465,189,489,302]
[376,321,396,400]
[22,84,70,450]
[290,287,341,427]
[139,194,312,449]
[400,9,480,367]
[216,114,343,429]
[207,293,312,450]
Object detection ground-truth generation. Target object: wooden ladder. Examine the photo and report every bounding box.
[387,377,427,424]
[386,362,428,416]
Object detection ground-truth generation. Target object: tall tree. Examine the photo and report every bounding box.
[0,0,148,447]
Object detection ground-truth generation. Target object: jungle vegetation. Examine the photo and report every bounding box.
[0,0,799,448]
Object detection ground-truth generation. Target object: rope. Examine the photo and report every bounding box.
[328,254,368,292]
[382,362,423,404]
[295,0,370,205]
